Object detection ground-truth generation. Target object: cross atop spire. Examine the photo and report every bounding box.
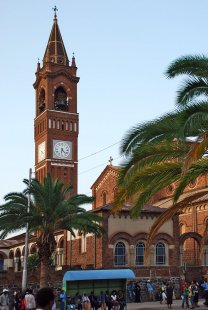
[109,156,113,166]
[43,8,69,66]
[52,5,58,18]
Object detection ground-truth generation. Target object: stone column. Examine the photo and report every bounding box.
[203,246,208,266]
[56,248,64,266]
[14,258,19,272]
[129,245,135,266]
[180,245,184,266]
[150,245,155,266]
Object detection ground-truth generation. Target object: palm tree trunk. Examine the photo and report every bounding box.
[40,260,48,288]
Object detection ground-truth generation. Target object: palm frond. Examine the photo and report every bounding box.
[120,111,182,154]
[174,158,208,202]
[176,77,208,106]
[113,161,182,214]
[165,55,208,79]
[182,132,208,173]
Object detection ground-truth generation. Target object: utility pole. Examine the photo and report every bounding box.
[22,168,32,291]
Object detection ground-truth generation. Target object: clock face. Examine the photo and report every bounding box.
[38,142,46,162]
[53,140,72,160]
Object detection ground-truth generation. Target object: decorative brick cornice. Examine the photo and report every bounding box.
[152,233,174,245]
[109,232,133,245]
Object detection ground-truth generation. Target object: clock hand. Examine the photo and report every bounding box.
[61,148,66,154]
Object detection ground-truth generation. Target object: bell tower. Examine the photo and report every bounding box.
[34,9,79,194]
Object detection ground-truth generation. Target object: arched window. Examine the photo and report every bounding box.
[156,242,166,265]
[54,87,68,111]
[0,254,4,271]
[136,242,145,265]
[102,192,107,206]
[39,88,45,113]
[114,242,126,265]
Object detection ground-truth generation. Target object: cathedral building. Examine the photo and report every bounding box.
[0,12,207,287]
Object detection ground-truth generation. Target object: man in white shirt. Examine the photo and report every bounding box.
[0,289,9,310]
[25,289,36,310]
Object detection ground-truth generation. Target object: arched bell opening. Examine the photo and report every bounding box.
[39,88,46,113]
[54,87,68,111]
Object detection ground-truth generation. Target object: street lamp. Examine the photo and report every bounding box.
[22,168,32,291]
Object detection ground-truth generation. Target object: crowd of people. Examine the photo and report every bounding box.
[0,287,55,310]
[66,290,126,310]
[0,288,126,310]
[1,277,208,310]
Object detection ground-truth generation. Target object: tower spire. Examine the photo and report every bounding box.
[43,7,69,66]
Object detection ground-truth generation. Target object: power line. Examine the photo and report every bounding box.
[78,141,121,161]
[78,156,122,175]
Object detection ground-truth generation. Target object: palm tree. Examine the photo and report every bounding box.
[0,174,104,287]
[114,104,208,214]
[113,54,208,252]
[165,55,208,171]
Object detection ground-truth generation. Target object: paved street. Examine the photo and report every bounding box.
[127,299,208,309]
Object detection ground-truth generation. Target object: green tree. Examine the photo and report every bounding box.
[114,55,208,252]
[0,174,104,287]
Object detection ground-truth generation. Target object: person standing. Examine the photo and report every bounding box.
[166,283,173,309]
[188,282,195,309]
[134,282,141,303]
[181,282,189,309]
[24,289,36,310]
[160,282,167,304]
[201,278,208,306]
[59,290,66,310]
[0,289,9,310]
[14,290,21,310]
[193,281,199,308]
[146,280,154,301]
[98,291,106,310]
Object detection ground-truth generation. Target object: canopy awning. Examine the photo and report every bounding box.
[63,269,135,281]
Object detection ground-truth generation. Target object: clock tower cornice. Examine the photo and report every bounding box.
[34,68,79,89]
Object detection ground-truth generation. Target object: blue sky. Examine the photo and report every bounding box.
[1,0,208,204]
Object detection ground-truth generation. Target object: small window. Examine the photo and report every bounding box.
[81,234,87,253]
[0,255,4,271]
[156,242,166,265]
[48,119,51,129]
[53,119,56,128]
[74,122,77,132]
[66,121,68,130]
[70,122,73,132]
[61,121,64,130]
[102,192,107,206]
[136,242,145,265]
[57,120,60,129]
[114,242,126,266]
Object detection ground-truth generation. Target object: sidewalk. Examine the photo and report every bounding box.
[127,299,208,309]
